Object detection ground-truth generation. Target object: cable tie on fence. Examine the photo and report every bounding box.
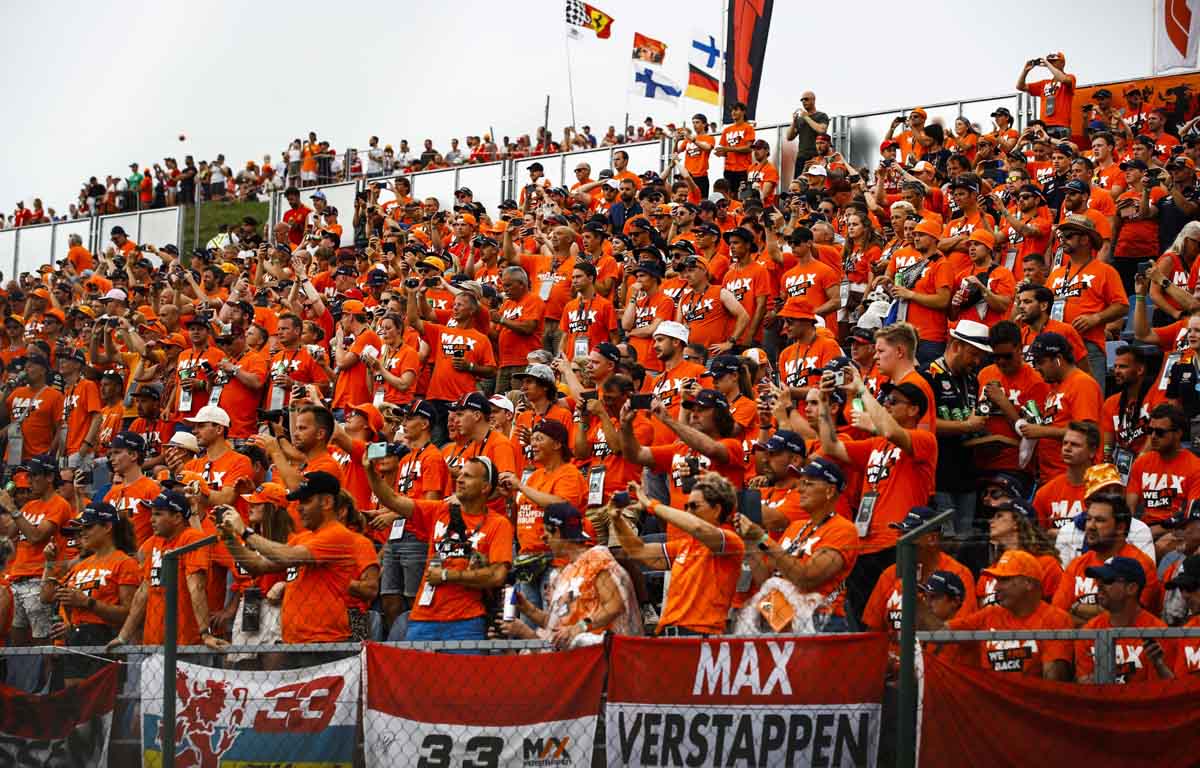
[58,645,129,665]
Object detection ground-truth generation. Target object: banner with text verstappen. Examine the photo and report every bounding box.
[607,634,887,768]
[141,654,359,768]
[0,663,115,767]
[363,642,605,768]
[920,649,1200,768]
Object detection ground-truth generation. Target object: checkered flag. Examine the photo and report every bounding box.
[564,0,613,39]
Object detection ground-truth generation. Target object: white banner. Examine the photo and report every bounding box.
[1157,0,1200,73]
[141,654,360,767]
[364,713,597,768]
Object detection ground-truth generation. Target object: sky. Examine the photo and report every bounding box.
[0,0,1155,215]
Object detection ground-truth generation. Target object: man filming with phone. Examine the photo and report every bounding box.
[1017,53,1077,140]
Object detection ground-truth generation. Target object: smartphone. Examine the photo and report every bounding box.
[630,393,653,410]
[382,241,397,255]
[581,390,599,402]
[1138,260,1154,277]
[366,442,389,460]
[612,491,631,508]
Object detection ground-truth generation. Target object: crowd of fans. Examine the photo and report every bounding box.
[3,123,688,229]
[1,54,1200,701]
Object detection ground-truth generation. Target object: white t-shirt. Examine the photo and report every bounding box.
[366,147,384,174]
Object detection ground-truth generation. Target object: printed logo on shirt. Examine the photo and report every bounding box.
[10,396,44,421]
[1137,471,1186,509]
[566,308,597,333]
[70,567,113,593]
[438,332,478,357]
[783,356,821,388]
[984,639,1039,672]
[1049,499,1083,528]
[783,273,818,296]
[1073,575,1098,605]
[1050,272,1096,299]
[865,445,902,485]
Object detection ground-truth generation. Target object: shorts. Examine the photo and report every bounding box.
[64,623,116,679]
[301,170,317,182]
[11,579,54,637]
[381,537,428,598]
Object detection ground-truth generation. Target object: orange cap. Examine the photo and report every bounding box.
[44,308,66,324]
[966,228,996,249]
[983,550,1043,581]
[242,482,289,507]
[913,218,943,239]
[350,402,384,434]
[159,333,187,348]
[910,107,927,118]
[341,299,366,315]
[137,304,158,321]
[11,472,30,490]
[457,212,477,226]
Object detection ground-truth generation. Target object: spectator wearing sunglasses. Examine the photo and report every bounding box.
[1124,404,1200,555]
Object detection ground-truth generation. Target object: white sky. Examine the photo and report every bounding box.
[1,0,1154,214]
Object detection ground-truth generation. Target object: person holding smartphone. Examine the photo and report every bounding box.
[1017,53,1076,140]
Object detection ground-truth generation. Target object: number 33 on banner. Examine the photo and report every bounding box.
[418,734,502,768]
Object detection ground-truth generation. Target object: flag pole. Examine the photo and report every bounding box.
[1150,0,1158,76]
[564,33,579,129]
[718,0,727,123]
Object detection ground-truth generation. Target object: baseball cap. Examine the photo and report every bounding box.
[1166,555,1200,591]
[789,456,845,491]
[909,160,935,175]
[847,327,875,346]
[133,382,164,398]
[708,355,742,378]
[24,454,57,475]
[879,139,900,152]
[593,342,621,364]
[167,431,201,453]
[965,228,996,250]
[889,505,940,533]
[982,472,1024,500]
[341,299,367,316]
[653,320,689,344]
[450,391,492,415]
[152,490,191,517]
[682,388,729,411]
[185,405,231,427]
[1119,158,1149,171]
[753,429,807,455]
[1028,331,1070,361]
[921,571,966,599]
[512,363,556,386]
[310,190,327,200]
[75,502,121,528]
[993,497,1037,523]
[544,502,591,542]
[1084,556,1146,588]
[242,482,289,507]
[669,239,698,256]
[103,288,128,302]
[349,403,384,434]
[110,431,147,453]
[949,177,980,194]
[1063,179,1090,195]
[805,165,828,177]
[913,218,943,239]
[286,471,342,502]
[990,107,1013,118]
[1162,499,1200,529]
[532,419,570,449]
[1167,155,1196,170]
[983,549,1044,581]
[405,399,439,423]
[879,381,929,417]
[488,395,515,414]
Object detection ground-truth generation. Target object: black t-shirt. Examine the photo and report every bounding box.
[1157,181,1200,253]
[922,357,980,493]
[793,111,830,159]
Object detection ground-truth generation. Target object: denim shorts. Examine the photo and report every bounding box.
[381,536,428,598]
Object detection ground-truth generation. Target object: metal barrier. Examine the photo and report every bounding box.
[94,207,182,256]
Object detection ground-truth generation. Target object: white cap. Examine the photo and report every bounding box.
[805,165,828,177]
[653,320,690,344]
[489,394,515,414]
[167,431,201,453]
[949,319,993,352]
[184,404,231,428]
[604,179,621,189]
[103,288,128,302]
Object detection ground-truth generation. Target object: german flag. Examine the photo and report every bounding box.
[686,64,719,105]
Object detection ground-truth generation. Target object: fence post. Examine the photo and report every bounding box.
[1092,629,1116,683]
[160,534,217,768]
[897,508,952,768]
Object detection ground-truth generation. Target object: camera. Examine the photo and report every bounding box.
[382,241,397,255]
[833,368,848,387]
[629,393,652,410]
[423,276,441,288]
[612,491,631,508]
[404,277,420,289]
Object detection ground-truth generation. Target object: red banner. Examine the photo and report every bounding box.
[0,664,115,767]
[920,650,1200,768]
[723,0,774,121]
[364,642,606,767]
[607,634,886,767]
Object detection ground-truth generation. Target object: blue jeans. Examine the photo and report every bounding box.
[817,614,852,634]
[916,340,946,369]
[404,616,486,653]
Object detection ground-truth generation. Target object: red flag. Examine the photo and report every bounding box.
[632,32,667,63]
[565,0,613,39]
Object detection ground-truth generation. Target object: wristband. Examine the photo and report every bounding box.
[645,499,660,516]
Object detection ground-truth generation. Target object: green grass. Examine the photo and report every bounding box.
[177,199,270,252]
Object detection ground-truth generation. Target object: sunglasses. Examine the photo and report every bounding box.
[1148,427,1178,437]
[983,488,1009,500]
[683,501,702,512]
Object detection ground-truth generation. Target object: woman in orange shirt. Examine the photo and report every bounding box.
[613,472,745,636]
[950,117,980,164]
[40,503,139,683]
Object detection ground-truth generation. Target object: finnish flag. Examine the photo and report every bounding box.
[630,65,682,104]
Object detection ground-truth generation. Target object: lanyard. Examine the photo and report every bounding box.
[1057,257,1092,296]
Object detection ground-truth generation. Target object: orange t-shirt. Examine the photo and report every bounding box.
[408,500,514,622]
[896,254,955,344]
[1032,473,1088,531]
[333,329,384,409]
[574,411,653,500]
[649,439,747,540]
[175,346,226,419]
[953,264,1016,329]
[1075,609,1172,683]
[421,323,495,402]
[378,343,420,406]
[1003,207,1053,280]
[62,550,140,627]
[1019,319,1088,368]
[1115,187,1167,258]
[280,521,363,643]
[67,245,94,272]
[519,254,575,322]
[9,495,74,578]
[1046,258,1128,348]
[397,442,449,500]
[650,360,711,424]
[1054,544,1163,617]
[677,284,733,349]
[719,123,755,172]
[61,378,103,455]
[1126,449,1200,525]
[746,161,780,206]
[898,368,939,433]
[679,135,713,177]
[514,405,573,465]
[722,261,772,335]
[6,385,64,461]
[842,429,938,553]
[497,292,546,368]
[1036,367,1102,481]
[140,526,210,645]
[560,294,617,361]
[216,349,271,439]
[267,346,329,409]
[975,362,1049,474]
[780,258,839,329]
[776,514,859,617]
[515,462,588,554]
[105,476,163,546]
[96,403,126,456]
[627,291,676,373]
[658,525,745,634]
[778,336,844,390]
[1026,76,1077,128]
[1174,614,1200,677]
[948,601,1075,676]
